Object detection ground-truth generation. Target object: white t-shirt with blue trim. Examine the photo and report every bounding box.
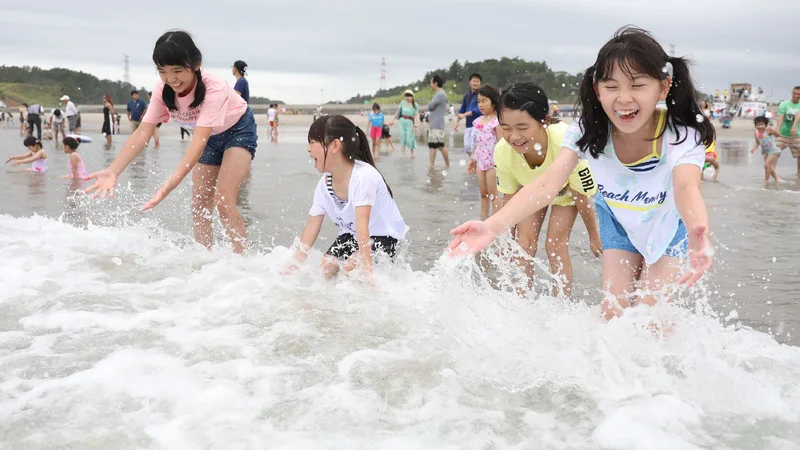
[562,120,705,263]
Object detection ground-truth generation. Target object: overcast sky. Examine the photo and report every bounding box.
[2,0,798,104]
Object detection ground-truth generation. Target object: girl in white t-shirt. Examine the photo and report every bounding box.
[449,26,715,321]
[289,115,407,281]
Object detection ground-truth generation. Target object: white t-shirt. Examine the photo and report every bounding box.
[562,120,705,264]
[65,101,78,117]
[267,108,276,121]
[309,160,407,239]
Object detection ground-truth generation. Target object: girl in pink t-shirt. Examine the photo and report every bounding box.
[468,85,502,218]
[85,30,258,254]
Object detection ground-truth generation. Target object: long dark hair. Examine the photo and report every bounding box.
[498,81,550,123]
[23,137,42,148]
[152,30,206,111]
[574,26,715,158]
[308,115,393,197]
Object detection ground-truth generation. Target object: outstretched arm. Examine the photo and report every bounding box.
[6,151,32,163]
[12,151,43,165]
[673,164,712,286]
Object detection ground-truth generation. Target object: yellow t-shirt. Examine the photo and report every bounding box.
[494,121,597,207]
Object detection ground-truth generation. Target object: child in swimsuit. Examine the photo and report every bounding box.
[749,115,782,184]
[6,137,48,173]
[61,136,89,180]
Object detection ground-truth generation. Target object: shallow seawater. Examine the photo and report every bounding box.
[1,123,799,448]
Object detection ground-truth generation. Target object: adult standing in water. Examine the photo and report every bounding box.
[127,90,147,133]
[60,95,78,133]
[454,73,483,155]
[386,90,419,158]
[774,86,800,176]
[102,95,116,149]
[232,60,250,103]
[86,30,258,254]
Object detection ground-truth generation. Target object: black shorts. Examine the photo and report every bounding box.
[325,234,399,260]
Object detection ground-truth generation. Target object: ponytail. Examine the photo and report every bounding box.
[354,125,393,197]
[190,70,206,109]
[664,56,715,148]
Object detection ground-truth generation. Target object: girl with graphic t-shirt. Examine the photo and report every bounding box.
[85,30,258,254]
[449,27,715,321]
[287,115,407,283]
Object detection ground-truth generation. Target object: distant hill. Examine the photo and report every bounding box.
[0,66,282,107]
[347,57,584,105]
[0,66,149,107]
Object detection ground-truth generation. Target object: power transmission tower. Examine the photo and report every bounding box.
[123,54,130,84]
[380,57,387,91]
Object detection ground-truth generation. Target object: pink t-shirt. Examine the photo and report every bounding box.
[142,72,248,135]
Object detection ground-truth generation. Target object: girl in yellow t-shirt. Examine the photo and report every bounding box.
[494,82,602,297]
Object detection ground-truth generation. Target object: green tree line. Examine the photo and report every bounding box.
[0,65,282,106]
[347,57,584,105]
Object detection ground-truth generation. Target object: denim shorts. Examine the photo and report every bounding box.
[198,107,257,166]
[596,198,688,259]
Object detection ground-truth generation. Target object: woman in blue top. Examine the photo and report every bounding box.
[232,60,250,103]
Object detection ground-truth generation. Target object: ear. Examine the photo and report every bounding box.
[659,76,672,101]
[592,82,600,98]
[328,138,342,154]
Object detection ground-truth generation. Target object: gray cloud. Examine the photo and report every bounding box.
[1,0,797,103]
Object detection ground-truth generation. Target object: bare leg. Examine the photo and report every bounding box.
[321,255,340,279]
[477,170,489,218]
[191,163,220,250]
[544,205,579,297]
[514,207,548,291]
[601,249,643,320]
[429,147,437,168]
[710,158,720,181]
[484,167,500,215]
[214,147,252,254]
[638,255,683,308]
[767,154,782,183]
[441,147,450,168]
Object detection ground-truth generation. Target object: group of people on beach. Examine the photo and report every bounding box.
[7,26,800,322]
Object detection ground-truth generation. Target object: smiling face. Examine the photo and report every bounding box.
[792,88,800,104]
[755,121,767,133]
[596,61,669,134]
[499,108,546,155]
[157,65,197,93]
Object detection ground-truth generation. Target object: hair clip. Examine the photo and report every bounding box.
[663,61,674,79]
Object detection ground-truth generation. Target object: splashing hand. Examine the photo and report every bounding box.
[448,220,496,257]
[678,225,713,286]
[142,180,174,211]
[466,159,477,174]
[84,169,118,199]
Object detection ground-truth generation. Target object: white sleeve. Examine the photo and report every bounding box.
[675,128,706,169]
[309,177,328,216]
[351,168,381,207]
[561,120,586,159]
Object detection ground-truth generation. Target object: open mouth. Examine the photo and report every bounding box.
[615,109,639,121]
[511,140,529,152]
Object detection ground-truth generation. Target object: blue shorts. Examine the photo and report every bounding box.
[198,107,257,166]
[596,198,688,259]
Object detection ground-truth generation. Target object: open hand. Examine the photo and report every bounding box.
[84,169,118,199]
[678,225,713,286]
[142,180,174,211]
[448,220,496,257]
[589,233,603,258]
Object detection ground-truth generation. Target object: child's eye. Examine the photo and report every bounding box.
[632,84,645,88]
[604,86,617,90]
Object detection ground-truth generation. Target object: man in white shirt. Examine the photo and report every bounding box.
[60,95,78,133]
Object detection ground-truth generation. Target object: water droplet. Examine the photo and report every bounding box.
[533,143,542,151]
[561,83,565,87]
[459,159,466,167]
[464,182,469,186]
[543,124,548,129]
[772,257,777,262]
[459,242,469,252]
[111,257,122,265]
[695,113,705,123]
[662,65,669,73]
[414,87,419,91]
[351,137,356,142]
[442,170,448,176]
